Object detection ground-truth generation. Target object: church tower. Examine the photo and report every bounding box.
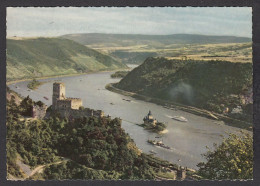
[52,82,66,110]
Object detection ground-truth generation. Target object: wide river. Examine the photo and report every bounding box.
[8,67,242,169]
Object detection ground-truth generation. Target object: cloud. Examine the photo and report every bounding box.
[6,7,252,37]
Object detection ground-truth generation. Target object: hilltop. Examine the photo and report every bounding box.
[62,33,252,64]
[114,57,252,126]
[62,33,251,46]
[7,37,127,82]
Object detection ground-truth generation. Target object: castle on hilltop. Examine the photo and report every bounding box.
[52,82,82,110]
[52,82,104,119]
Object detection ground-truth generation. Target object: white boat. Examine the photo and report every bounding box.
[172,116,188,122]
[149,150,157,154]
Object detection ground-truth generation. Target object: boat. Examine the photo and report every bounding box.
[206,111,219,120]
[147,140,171,150]
[43,96,49,100]
[172,116,188,122]
[149,150,157,154]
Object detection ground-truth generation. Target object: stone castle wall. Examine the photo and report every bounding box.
[69,98,82,109]
[32,105,47,119]
[57,107,104,119]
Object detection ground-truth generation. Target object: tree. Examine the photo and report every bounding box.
[197,131,253,180]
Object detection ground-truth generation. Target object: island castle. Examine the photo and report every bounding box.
[52,82,104,119]
[143,110,157,126]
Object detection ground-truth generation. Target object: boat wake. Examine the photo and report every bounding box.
[164,114,173,118]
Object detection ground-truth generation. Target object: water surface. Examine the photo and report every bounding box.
[9,70,241,169]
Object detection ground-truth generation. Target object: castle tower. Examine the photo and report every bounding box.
[52,82,66,110]
[148,110,153,120]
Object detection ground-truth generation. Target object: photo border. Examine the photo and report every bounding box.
[0,0,259,186]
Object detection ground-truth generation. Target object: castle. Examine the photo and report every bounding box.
[143,110,157,126]
[52,82,104,119]
[52,82,82,110]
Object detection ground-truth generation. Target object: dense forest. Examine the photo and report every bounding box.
[6,88,173,180]
[115,57,252,124]
[110,71,129,78]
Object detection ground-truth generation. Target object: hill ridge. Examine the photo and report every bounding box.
[7,37,127,81]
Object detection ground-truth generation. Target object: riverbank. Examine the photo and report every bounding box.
[106,83,252,131]
[7,68,129,85]
[27,79,46,90]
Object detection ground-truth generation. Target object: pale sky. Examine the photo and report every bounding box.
[6,7,252,37]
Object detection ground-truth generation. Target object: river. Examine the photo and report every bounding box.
[8,68,242,170]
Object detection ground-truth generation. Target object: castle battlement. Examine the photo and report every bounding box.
[66,97,81,100]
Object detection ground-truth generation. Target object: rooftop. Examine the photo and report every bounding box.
[54,82,65,85]
[66,97,82,100]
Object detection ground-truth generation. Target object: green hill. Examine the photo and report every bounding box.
[7,38,127,81]
[62,33,251,46]
[115,57,252,123]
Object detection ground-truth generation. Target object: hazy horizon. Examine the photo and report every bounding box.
[7,32,252,39]
[7,7,252,38]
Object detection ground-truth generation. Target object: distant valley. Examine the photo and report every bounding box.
[62,33,252,64]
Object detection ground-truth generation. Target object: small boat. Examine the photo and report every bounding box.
[172,116,188,122]
[149,150,157,154]
[206,111,219,120]
[147,140,171,150]
[43,96,49,100]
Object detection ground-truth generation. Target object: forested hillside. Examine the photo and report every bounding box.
[6,88,173,180]
[7,38,127,81]
[115,57,252,123]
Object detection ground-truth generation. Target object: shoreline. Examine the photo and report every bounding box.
[106,83,252,131]
[6,68,128,85]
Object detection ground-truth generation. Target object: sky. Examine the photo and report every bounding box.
[6,7,252,38]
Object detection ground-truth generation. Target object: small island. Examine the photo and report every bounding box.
[27,79,44,90]
[138,110,167,133]
[110,71,129,78]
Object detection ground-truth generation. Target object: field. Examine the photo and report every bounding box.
[62,33,252,64]
[87,42,252,64]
